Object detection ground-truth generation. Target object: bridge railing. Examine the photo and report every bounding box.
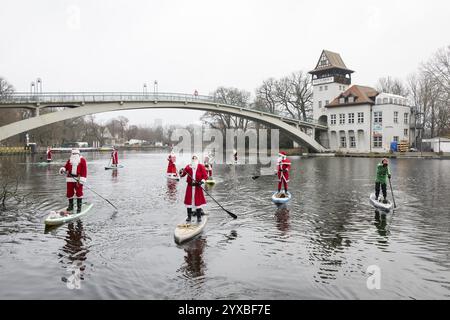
[1,92,326,128]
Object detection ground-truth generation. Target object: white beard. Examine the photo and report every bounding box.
[191,161,198,169]
[70,154,81,175]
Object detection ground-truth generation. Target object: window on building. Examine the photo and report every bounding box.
[393,136,399,142]
[348,96,354,103]
[394,98,398,105]
[339,97,345,104]
[374,111,383,124]
[404,113,409,124]
[325,100,329,105]
[350,136,356,148]
[319,101,322,108]
[373,136,382,148]
[319,86,323,92]
[389,98,393,104]
[325,85,328,91]
[404,129,408,136]
[358,112,364,124]
[377,98,381,104]
[330,114,336,125]
[348,113,355,124]
[394,111,398,124]
[340,136,347,148]
[383,98,388,104]
[339,114,345,124]
[339,85,342,90]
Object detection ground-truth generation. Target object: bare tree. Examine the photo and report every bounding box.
[255,78,279,114]
[275,71,313,121]
[202,87,251,132]
[375,76,409,96]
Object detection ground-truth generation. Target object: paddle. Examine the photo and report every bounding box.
[69,173,118,210]
[182,169,237,219]
[388,176,397,209]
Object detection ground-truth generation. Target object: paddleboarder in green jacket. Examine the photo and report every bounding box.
[375,158,391,203]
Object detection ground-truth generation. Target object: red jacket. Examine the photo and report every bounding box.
[276,158,291,182]
[46,149,52,160]
[64,157,88,184]
[111,150,118,165]
[180,164,208,207]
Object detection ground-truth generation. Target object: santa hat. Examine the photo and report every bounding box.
[278,151,287,157]
[71,148,80,155]
[191,154,199,160]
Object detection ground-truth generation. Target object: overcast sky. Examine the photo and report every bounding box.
[1,0,449,126]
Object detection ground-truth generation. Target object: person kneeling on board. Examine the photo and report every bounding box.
[179,154,208,223]
[59,149,88,214]
[204,152,213,180]
[275,151,291,196]
[111,146,119,167]
[375,158,391,203]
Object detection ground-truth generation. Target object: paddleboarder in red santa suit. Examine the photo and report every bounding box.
[204,153,213,179]
[59,149,88,214]
[167,150,178,178]
[111,147,119,167]
[276,151,291,193]
[179,154,208,223]
[46,146,52,163]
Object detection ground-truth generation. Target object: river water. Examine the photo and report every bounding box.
[0,151,449,299]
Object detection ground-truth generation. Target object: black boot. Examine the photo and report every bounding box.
[77,198,82,213]
[186,208,192,223]
[196,209,202,223]
[67,199,74,212]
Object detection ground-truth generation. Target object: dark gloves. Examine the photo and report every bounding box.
[388,174,391,179]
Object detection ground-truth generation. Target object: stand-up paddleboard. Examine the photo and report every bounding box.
[369,193,393,212]
[166,173,180,181]
[105,165,124,170]
[271,191,292,204]
[174,215,208,244]
[205,179,216,185]
[44,203,94,226]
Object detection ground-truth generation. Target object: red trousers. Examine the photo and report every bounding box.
[278,179,288,192]
[66,182,84,199]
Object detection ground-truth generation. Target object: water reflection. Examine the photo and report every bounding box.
[165,180,178,202]
[111,169,118,180]
[179,238,207,279]
[58,221,90,287]
[374,211,389,239]
[275,206,290,235]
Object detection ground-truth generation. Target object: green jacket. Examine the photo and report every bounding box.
[376,163,391,184]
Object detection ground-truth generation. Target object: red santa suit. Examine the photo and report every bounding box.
[276,152,291,192]
[60,154,88,199]
[167,153,177,175]
[46,148,52,162]
[111,150,118,165]
[204,155,213,178]
[180,163,208,208]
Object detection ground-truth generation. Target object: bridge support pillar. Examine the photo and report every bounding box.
[33,108,40,117]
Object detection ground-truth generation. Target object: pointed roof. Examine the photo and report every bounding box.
[309,50,354,74]
[327,85,379,107]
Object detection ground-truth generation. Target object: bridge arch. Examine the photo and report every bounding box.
[0,95,327,152]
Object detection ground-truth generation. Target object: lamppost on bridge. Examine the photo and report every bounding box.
[30,82,35,94]
[36,78,42,94]
[154,80,158,95]
[143,83,147,95]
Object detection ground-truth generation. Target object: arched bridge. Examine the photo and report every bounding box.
[0,92,328,152]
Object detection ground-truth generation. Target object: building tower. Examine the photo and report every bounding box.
[309,50,354,124]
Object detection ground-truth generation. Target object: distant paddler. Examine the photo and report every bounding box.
[46,146,52,163]
[275,151,291,195]
[179,154,208,223]
[167,149,179,180]
[375,158,392,203]
[58,149,88,214]
[204,152,214,180]
[111,146,119,167]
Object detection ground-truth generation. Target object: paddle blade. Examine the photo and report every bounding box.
[251,176,260,180]
[226,210,237,219]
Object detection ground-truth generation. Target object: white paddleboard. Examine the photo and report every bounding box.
[271,191,292,204]
[174,215,208,244]
[44,203,94,226]
[369,193,393,212]
[105,165,124,170]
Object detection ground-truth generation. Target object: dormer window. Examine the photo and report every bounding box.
[339,97,345,104]
[348,96,354,103]
[383,98,388,104]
